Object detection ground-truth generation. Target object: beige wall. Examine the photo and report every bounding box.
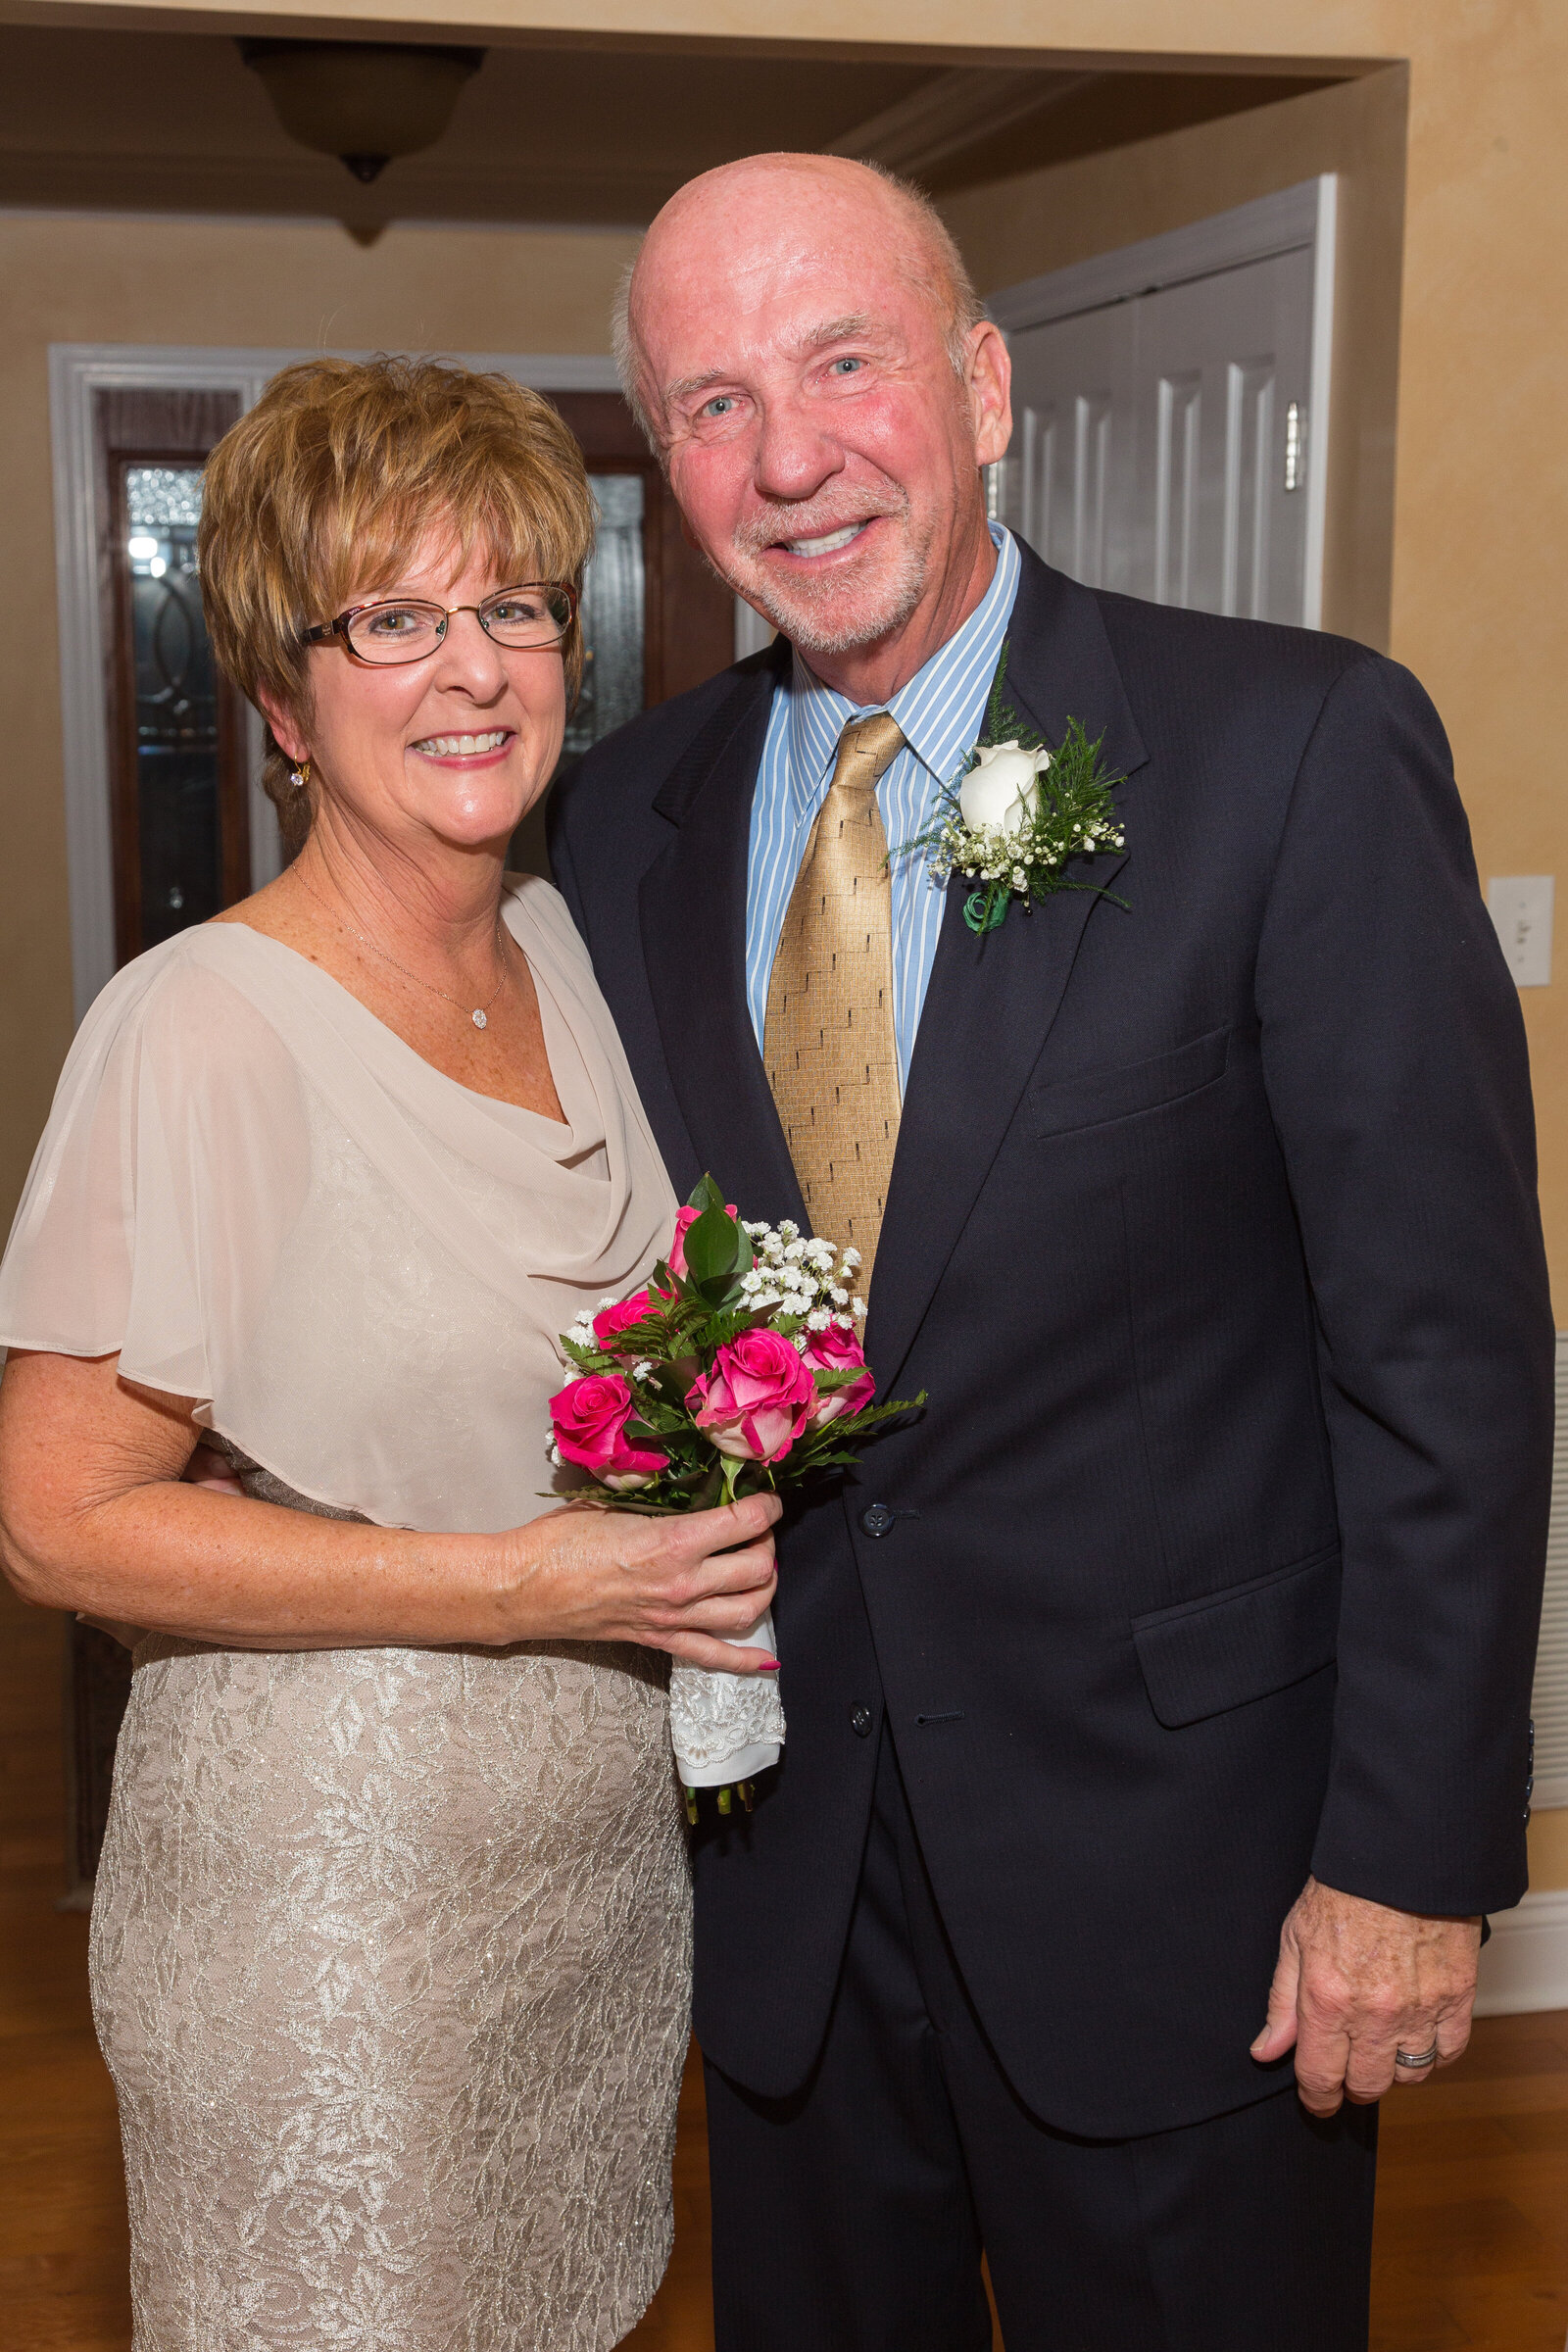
[0,208,637,1222]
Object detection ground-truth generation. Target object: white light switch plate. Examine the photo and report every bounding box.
[1487,876,1554,987]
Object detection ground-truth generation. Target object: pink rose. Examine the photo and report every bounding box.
[800,1323,876,1426]
[592,1289,658,1354]
[550,1373,666,1491]
[667,1201,739,1281]
[688,1328,815,1465]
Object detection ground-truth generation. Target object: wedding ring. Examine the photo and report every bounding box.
[1395,2042,1439,2069]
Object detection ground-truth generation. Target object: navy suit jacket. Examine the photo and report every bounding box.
[549,545,1554,2138]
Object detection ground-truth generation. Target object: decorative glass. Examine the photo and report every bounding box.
[562,472,646,759]
[122,464,225,949]
[127,466,205,531]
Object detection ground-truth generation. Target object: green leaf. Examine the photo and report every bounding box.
[682,1206,740,1289]
[813,1391,926,1444]
[622,1418,670,1450]
[687,1173,728,1215]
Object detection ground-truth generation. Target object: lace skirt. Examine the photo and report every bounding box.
[90,1507,692,2352]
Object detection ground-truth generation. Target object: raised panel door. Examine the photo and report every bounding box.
[1000,242,1314,626]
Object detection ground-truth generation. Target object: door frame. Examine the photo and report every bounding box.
[50,342,621,1025]
[984,176,1337,632]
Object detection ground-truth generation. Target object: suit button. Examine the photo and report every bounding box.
[860,1502,896,1538]
[851,1705,874,1739]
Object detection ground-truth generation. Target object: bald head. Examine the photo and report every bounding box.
[612,149,1009,703]
[615,154,982,447]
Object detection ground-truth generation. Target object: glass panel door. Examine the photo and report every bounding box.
[119,463,232,948]
[94,386,249,966]
[563,471,647,760]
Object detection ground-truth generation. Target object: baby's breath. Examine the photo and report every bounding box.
[893,639,1128,936]
[732,1219,869,1327]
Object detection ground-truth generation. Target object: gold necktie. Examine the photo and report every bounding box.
[763,712,906,1291]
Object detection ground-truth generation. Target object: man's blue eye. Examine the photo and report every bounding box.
[830,358,864,376]
[702,396,736,418]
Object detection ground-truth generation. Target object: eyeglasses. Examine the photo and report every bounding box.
[301,582,578,666]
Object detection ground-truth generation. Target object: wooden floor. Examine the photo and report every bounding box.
[3,1579,1565,2351]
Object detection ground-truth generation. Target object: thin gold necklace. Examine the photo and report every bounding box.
[298,872,512,1031]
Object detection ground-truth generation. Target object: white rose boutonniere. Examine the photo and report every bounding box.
[896,638,1128,934]
[957,740,1052,836]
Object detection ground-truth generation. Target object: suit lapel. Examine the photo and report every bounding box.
[867,553,1151,1392]
[640,645,808,1222]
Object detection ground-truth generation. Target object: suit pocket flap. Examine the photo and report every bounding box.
[1025,1025,1231,1139]
[1131,1547,1341,1730]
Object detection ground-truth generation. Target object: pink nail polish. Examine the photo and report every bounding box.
[757,1657,781,1671]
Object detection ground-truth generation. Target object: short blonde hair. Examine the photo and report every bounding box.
[198,355,596,848]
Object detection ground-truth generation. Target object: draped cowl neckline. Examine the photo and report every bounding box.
[0,874,679,1532]
[199,881,657,1317]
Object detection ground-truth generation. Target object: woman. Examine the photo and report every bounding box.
[0,356,778,2350]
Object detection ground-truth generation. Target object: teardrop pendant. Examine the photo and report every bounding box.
[471,1008,488,1029]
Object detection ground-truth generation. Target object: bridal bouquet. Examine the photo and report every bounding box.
[548,1178,921,1814]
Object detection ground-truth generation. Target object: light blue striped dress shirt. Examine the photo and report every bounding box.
[744,523,1022,1096]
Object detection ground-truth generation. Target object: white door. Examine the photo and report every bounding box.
[989,182,1333,629]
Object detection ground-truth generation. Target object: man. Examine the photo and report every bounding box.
[549,154,1553,2348]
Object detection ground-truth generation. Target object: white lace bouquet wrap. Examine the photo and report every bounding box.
[548,1181,922,1810]
[669,1608,785,1787]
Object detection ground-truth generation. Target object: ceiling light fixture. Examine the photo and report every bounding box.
[238,39,485,183]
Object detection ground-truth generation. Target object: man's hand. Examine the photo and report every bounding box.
[1251,1875,1481,2115]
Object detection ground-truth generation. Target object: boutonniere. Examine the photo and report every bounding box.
[897,638,1129,934]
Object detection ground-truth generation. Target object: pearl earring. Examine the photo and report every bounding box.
[290,759,311,791]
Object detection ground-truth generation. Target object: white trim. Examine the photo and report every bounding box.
[985,177,1337,635]
[1530,1330,1568,1807]
[1474,1887,1568,2018]
[985,179,1329,333]
[49,343,120,1033]
[49,343,617,1024]
[1301,174,1338,629]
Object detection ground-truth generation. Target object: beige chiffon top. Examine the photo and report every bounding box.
[0,875,677,1534]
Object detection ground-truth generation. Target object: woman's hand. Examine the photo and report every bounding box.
[502,1494,781,1672]
[0,1349,778,1660]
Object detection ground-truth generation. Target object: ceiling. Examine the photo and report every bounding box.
[0,26,1334,234]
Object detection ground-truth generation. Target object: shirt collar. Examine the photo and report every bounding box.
[782,523,1022,813]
